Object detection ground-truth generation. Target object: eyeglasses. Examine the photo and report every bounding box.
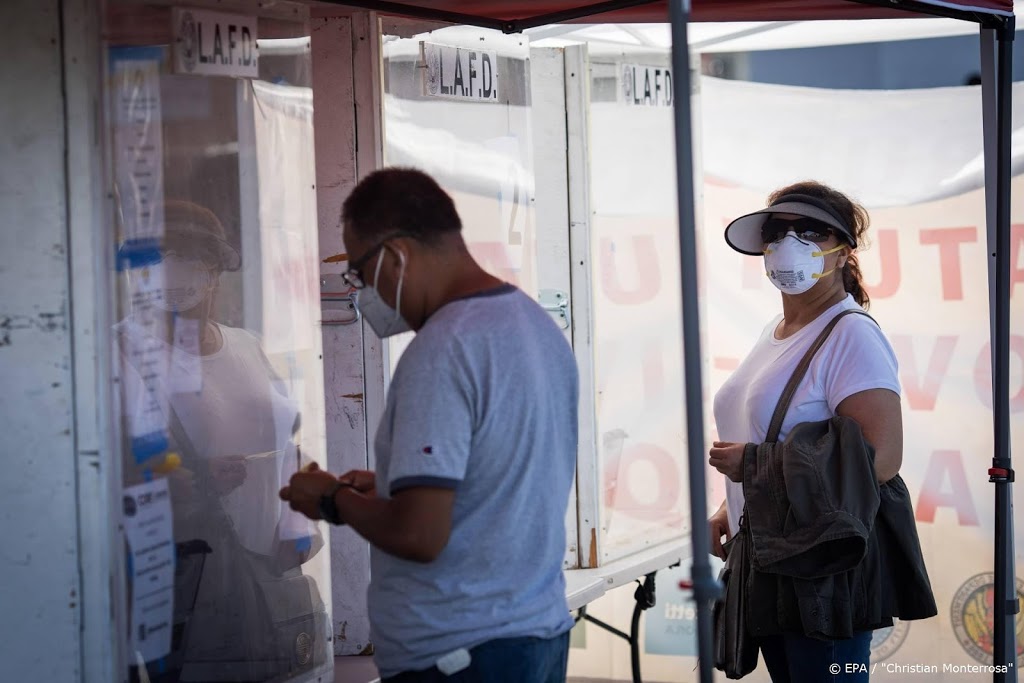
[761,216,835,246]
[341,232,412,289]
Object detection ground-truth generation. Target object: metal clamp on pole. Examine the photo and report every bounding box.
[989,465,1015,483]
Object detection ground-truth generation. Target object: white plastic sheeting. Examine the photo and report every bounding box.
[700,76,1024,206]
[529,12,1020,54]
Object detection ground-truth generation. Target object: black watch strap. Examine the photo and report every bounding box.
[319,481,344,525]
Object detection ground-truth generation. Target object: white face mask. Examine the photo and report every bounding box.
[154,255,215,312]
[763,232,845,294]
[355,247,411,338]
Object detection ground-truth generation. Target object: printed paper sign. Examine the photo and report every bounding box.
[124,478,175,663]
[110,47,165,242]
[121,265,171,464]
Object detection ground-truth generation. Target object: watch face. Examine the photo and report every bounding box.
[319,492,338,525]
[318,482,350,525]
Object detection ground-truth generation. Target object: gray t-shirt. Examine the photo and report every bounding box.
[367,284,578,677]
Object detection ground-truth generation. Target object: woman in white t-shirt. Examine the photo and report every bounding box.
[118,200,325,682]
[708,182,903,682]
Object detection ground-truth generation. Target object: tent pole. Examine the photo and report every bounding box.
[987,16,1018,683]
[849,0,1007,28]
[667,2,716,682]
[980,27,997,368]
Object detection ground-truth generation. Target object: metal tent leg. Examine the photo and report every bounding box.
[667,1,718,682]
[574,572,658,683]
[981,17,1018,683]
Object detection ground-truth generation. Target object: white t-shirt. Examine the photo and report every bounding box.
[118,318,304,553]
[712,294,901,536]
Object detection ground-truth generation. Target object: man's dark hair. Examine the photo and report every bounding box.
[342,168,461,244]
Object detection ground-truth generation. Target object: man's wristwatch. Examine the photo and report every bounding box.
[319,481,345,525]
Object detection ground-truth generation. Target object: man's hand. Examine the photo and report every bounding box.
[279,462,340,520]
[337,469,376,497]
[709,441,745,483]
[708,502,731,561]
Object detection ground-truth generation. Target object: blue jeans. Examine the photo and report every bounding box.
[758,631,872,683]
[380,632,570,683]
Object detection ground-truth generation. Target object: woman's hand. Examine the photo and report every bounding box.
[209,456,247,496]
[709,501,731,561]
[709,441,745,483]
[167,466,197,502]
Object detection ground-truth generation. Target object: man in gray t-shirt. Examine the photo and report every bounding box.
[282,168,578,682]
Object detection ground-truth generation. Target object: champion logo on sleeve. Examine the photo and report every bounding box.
[422,446,433,455]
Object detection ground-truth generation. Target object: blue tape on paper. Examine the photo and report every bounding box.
[294,536,312,554]
[108,45,166,72]
[131,430,169,464]
[117,238,163,272]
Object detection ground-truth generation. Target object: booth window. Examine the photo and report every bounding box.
[104,4,331,681]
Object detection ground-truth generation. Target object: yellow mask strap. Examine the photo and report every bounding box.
[811,245,846,280]
[811,244,846,258]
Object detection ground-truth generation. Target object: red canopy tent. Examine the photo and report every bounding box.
[327,1,1016,680]
[322,0,1013,27]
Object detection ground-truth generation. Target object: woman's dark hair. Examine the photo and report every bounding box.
[342,167,461,245]
[767,181,871,310]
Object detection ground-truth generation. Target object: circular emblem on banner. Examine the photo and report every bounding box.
[178,11,198,73]
[951,572,1024,665]
[425,48,441,96]
[295,631,313,665]
[870,618,909,662]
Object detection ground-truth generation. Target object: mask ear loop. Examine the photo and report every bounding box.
[810,244,848,280]
[393,249,406,327]
[371,248,386,289]
[371,246,407,329]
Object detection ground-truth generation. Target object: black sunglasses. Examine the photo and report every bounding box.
[341,232,414,289]
[761,216,835,245]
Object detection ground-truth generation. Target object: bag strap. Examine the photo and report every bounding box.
[764,309,876,443]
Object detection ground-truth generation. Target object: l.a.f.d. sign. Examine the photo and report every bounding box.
[173,8,258,78]
[423,42,499,103]
[621,64,673,107]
